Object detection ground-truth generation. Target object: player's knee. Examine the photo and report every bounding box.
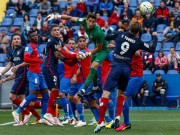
[9,95,16,101]
[74,95,80,103]
[90,102,98,109]
[118,89,124,96]
[102,91,110,98]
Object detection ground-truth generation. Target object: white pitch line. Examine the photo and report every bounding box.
[0,121,15,126]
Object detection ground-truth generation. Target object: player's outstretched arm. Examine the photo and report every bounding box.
[0,73,15,84]
[105,31,119,41]
[45,14,79,22]
[0,62,13,76]
[11,62,29,73]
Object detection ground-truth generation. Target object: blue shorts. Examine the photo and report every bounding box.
[68,83,84,97]
[42,66,59,90]
[60,77,71,94]
[124,76,143,97]
[104,63,130,92]
[27,71,48,91]
[11,76,28,95]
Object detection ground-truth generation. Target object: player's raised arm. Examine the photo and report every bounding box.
[105,31,119,41]
[139,32,158,53]
[45,14,79,22]
[0,73,15,84]
[0,62,13,76]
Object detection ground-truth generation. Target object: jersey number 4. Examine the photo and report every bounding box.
[120,42,130,55]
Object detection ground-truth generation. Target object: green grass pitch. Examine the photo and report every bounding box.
[0,110,180,135]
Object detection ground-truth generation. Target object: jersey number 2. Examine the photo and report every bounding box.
[120,42,130,55]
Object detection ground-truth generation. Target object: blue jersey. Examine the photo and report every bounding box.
[43,37,64,68]
[9,46,27,78]
[106,32,157,67]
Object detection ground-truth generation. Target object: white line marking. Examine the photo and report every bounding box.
[0,121,15,126]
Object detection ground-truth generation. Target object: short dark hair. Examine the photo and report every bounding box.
[28,30,37,38]
[78,36,86,41]
[50,24,59,31]
[129,21,141,35]
[87,12,96,20]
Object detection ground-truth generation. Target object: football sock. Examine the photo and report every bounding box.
[84,68,97,89]
[41,92,49,117]
[98,97,108,124]
[105,113,112,123]
[76,104,85,122]
[123,100,130,125]
[34,101,41,108]
[116,95,125,117]
[68,100,74,119]
[46,90,59,116]
[16,94,37,114]
[108,100,115,120]
[90,108,99,121]
[60,97,69,118]
[26,106,41,120]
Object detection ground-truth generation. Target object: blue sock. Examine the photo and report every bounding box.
[41,92,49,118]
[105,113,112,123]
[90,108,99,121]
[16,94,37,114]
[68,100,74,119]
[76,104,85,122]
[60,97,69,118]
[123,101,130,125]
[108,101,115,120]
[71,102,78,120]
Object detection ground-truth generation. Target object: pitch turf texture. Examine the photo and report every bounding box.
[0,110,180,135]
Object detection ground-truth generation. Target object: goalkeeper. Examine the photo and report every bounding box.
[46,13,110,97]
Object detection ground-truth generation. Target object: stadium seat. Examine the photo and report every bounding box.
[163,42,174,51]
[154,52,158,58]
[110,25,117,31]
[30,17,36,25]
[143,70,152,74]
[30,9,39,17]
[129,0,138,7]
[163,51,169,56]
[101,16,108,22]
[154,70,165,75]
[71,26,80,35]
[157,33,164,42]
[154,0,161,7]
[156,43,162,51]
[0,54,7,66]
[1,18,13,26]
[141,33,152,42]
[175,42,180,51]
[13,18,23,27]
[156,24,167,33]
[142,0,150,2]
[0,27,8,33]
[88,43,94,50]
[59,1,67,9]
[167,70,179,74]
[5,9,15,17]
[129,7,136,14]
[116,7,123,14]
[38,44,46,54]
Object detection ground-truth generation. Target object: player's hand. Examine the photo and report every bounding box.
[152,32,157,36]
[11,66,19,73]
[45,14,61,21]
[71,75,77,84]
[0,79,6,84]
[85,52,92,57]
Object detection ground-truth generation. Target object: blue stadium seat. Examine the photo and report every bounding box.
[167,70,179,74]
[129,0,138,7]
[156,43,162,51]
[101,16,108,22]
[154,0,161,7]
[71,26,80,35]
[163,51,169,56]
[88,43,94,50]
[175,42,180,51]
[156,24,167,33]
[30,17,36,25]
[157,33,164,42]
[30,9,39,17]
[110,25,117,31]
[129,7,136,14]
[0,54,7,63]
[13,18,23,27]
[154,52,158,58]
[0,27,8,34]
[142,0,150,2]
[163,42,174,51]
[1,18,13,26]
[59,1,67,9]
[143,70,152,74]
[154,70,165,75]
[141,33,152,42]
[116,7,123,14]
[5,9,15,17]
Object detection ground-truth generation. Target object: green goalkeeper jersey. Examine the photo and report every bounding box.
[77,18,109,50]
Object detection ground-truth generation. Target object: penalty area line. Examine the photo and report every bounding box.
[0,121,15,126]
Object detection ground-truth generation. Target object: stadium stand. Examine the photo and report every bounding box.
[162,42,174,51]
[141,33,152,43]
